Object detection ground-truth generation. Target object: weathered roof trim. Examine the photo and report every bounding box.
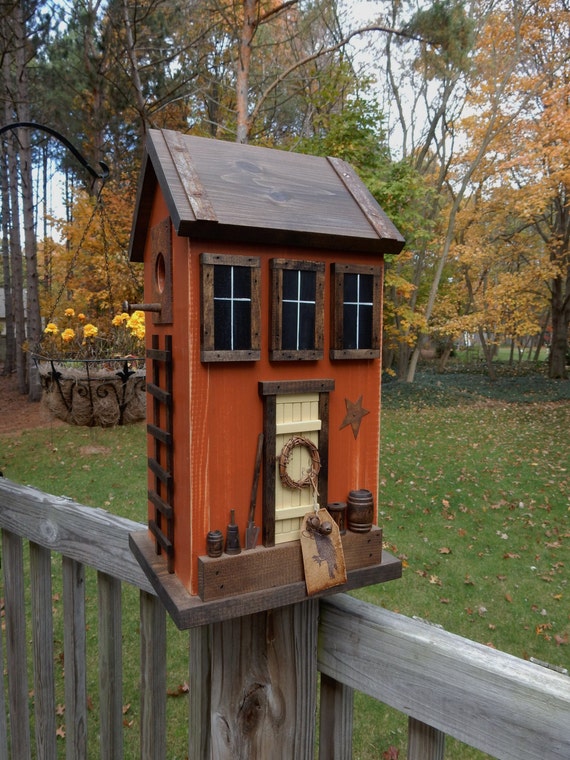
[327,157,404,246]
[128,151,156,262]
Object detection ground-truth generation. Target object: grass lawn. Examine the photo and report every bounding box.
[352,370,570,758]
[1,367,569,759]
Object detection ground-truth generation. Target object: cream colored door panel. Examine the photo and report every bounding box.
[275,392,320,544]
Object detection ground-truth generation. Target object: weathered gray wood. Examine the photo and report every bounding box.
[0,478,153,593]
[208,600,318,759]
[407,717,445,760]
[98,572,123,760]
[2,529,32,759]
[62,556,88,760]
[30,542,57,760]
[318,595,570,760]
[0,578,8,760]
[318,673,353,760]
[4,479,570,760]
[189,625,211,760]
[140,591,167,760]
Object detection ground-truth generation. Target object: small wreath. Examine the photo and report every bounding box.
[279,435,321,490]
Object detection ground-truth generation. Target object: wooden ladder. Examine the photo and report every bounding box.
[146,334,174,571]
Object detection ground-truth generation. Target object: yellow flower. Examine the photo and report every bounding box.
[112,312,130,327]
[64,308,75,318]
[61,328,76,343]
[127,310,145,340]
[83,323,98,339]
[44,323,59,336]
[77,313,86,321]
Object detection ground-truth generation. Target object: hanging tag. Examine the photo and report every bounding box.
[300,508,347,596]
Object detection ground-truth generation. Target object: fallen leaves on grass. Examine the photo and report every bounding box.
[167,682,189,697]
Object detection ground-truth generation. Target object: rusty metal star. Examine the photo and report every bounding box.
[339,395,370,439]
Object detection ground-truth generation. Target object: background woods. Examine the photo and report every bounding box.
[1,0,569,396]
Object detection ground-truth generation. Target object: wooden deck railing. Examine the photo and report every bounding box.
[1,477,569,759]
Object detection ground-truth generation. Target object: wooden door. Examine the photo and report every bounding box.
[274,393,321,543]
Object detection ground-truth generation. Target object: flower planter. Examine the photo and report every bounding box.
[37,359,146,427]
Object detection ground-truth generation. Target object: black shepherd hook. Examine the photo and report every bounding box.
[0,121,110,183]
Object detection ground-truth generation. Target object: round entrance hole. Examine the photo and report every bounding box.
[154,251,166,293]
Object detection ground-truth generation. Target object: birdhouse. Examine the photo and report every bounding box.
[128,129,404,628]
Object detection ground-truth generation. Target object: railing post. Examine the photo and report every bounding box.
[318,673,353,760]
[407,717,445,759]
[189,600,318,759]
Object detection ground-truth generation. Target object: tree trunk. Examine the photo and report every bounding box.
[1,151,16,374]
[478,326,497,382]
[533,309,550,362]
[7,142,27,394]
[122,0,150,135]
[437,344,453,372]
[397,342,411,380]
[236,0,257,144]
[14,2,42,401]
[548,270,569,379]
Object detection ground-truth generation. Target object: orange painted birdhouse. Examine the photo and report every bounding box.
[128,129,404,627]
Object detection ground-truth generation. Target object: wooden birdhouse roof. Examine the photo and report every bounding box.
[129,129,405,261]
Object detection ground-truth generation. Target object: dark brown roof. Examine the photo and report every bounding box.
[129,129,405,261]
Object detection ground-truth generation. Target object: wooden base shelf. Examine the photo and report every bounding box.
[199,526,383,601]
[129,527,401,629]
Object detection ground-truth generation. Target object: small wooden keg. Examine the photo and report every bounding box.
[347,489,373,533]
[206,530,224,557]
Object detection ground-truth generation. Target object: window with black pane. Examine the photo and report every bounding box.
[270,259,324,361]
[200,253,261,362]
[331,263,381,360]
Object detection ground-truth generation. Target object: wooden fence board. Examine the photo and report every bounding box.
[98,573,124,759]
[407,717,446,760]
[318,595,570,760]
[318,673,353,760]
[189,625,211,759]
[139,591,167,760]
[0,584,8,759]
[30,542,57,760]
[2,530,32,759]
[62,556,88,760]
